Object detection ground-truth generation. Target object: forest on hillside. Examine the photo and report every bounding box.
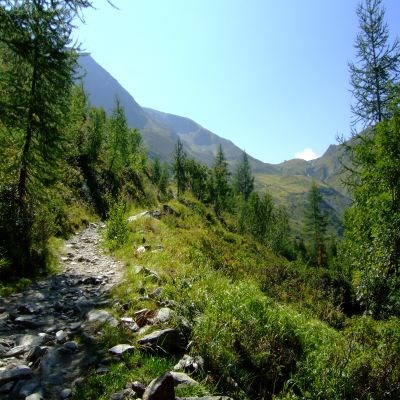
[0,1,399,399]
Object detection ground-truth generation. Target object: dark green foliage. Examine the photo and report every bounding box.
[104,196,129,251]
[349,0,400,127]
[342,88,400,317]
[210,145,231,215]
[185,158,209,202]
[173,138,187,196]
[304,182,328,267]
[238,191,292,257]
[233,150,254,200]
[0,0,91,274]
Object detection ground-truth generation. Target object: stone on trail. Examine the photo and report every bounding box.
[0,365,32,385]
[86,309,118,327]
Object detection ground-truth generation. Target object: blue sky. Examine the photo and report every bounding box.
[74,0,400,164]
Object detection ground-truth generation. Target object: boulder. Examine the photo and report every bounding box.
[170,371,198,387]
[138,328,186,354]
[142,372,175,400]
[173,354,204,374]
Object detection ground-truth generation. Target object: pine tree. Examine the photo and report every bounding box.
[211,145,231,215]
[349,0,400,127]
[233,150,254,200]
[304,182,328,267]
[173,138,187,197]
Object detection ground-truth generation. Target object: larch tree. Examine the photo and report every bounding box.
[233,150,254,201]
[173,138,187,197]
[211,145,231,215]
[0,0,92,273]
[304,182,328,268]
[349,0,400,128]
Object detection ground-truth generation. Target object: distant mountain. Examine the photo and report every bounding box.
[77,54,351,235]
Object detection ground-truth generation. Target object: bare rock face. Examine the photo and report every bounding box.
[142,372,175,400]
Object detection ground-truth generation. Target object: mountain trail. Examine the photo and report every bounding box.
[0,222,123,399]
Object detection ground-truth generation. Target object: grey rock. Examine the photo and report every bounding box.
[56,330,68,343]
[0,365,32,385]
[151,307,172,324]
[18,304,37,314]
[16,379,39,397]
[170,371,198,387]
[62,341,79,353]
[25,393,44,400]
[148,287,162,299]
[14,315,41,328]
[27,346,48,364]
[60,388,72,399]
[173,354,204,374]
[109,344,135,356]
[4,344,29,358]
[86,309,118,327]
[110,388,136,399]
[142,372,175,400]
[138,328,186,354]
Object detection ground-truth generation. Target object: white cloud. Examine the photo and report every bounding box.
[294,148,319,161]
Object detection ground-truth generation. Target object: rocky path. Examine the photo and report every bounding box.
[0,223,123,399]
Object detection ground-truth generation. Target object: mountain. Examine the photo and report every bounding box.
[77,54,277,173]
[77,54,351,235]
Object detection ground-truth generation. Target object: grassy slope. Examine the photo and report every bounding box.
[77,197,399,400]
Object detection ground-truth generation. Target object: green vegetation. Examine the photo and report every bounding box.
[0,1,399,399]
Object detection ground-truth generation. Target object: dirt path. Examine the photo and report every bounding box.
[0,223,123,399]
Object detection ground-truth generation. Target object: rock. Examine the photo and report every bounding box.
[151,307,172,324]
[16,380,39,397]
[25,393,44,400]
[109,344,135,356]
[120,318,140,332]
[128,211,149,222]
[18,304,37,314]
[14,315,41,328]
[138,328,186,354]
[173,354,204,374]
[110,388,136,399]
[62,341,79,353]
[4,344,29,358]
[170,371,199,387]
[27,346,48,365]
[0,381,13,395]
[178,398,233,400]
[56,330,68,343]
[86,309,118,327]
[0,365,32,385]
[134,308,155,327]
[60,388,72,399]
[142,372,175,400]
[68,322,81,331]
[135,245,146,255]
[148,287,162,299]
[129,381,146,397]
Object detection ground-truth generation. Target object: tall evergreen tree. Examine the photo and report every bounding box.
[349,0,400,127]
[211,145,231,215]
[173,138,187,196]
[0,0,92,273]
[233,150,254,200]
[304,182,328,267]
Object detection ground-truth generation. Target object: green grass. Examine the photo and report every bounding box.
[76,195,399,400]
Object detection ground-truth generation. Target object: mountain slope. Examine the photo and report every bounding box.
[77,54,351,234]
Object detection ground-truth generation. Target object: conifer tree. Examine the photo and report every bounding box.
[211,145,231,215]
[304,182,328,267]
[349,0,400,127]
[173,138,187,196]
[233,150,254,200]
[0,0,92,273]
